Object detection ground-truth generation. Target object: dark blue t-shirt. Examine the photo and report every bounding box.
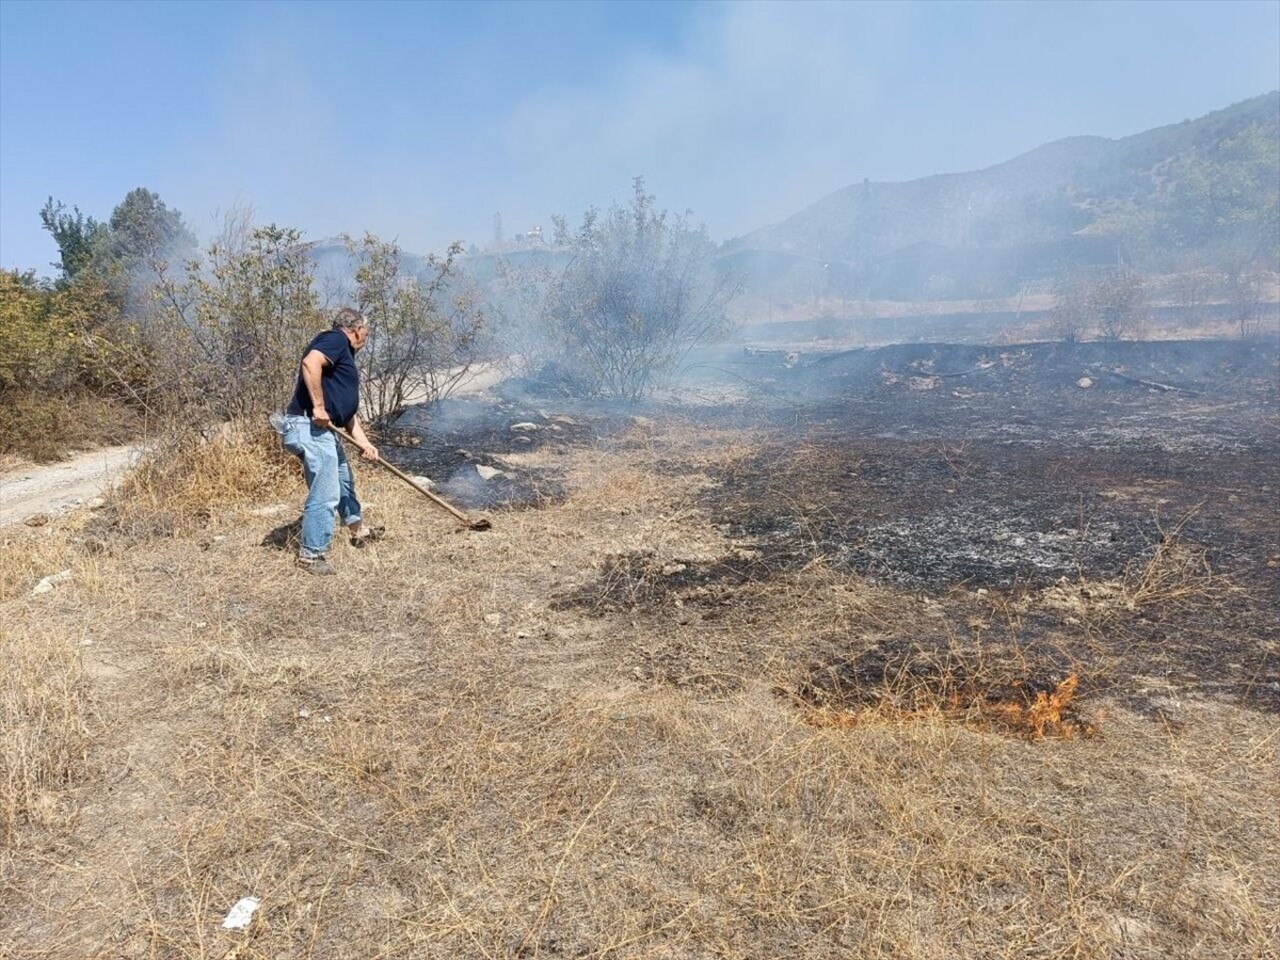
[287,330,360,427]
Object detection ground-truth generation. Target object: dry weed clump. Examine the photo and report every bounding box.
[105,421,300,541]
[1117,524,1239,612]
[0,392,141,463]
[797,643,1099,740]
[1016,515,1244,629]
[0,525,80,602]
[0,627,95,844]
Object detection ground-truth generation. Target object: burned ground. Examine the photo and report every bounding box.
[390,394,628,510]
[544,339,1279,713]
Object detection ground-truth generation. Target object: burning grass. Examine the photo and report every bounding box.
[795,643,1099,740]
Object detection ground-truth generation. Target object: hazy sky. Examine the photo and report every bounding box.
[2,0,1277,273]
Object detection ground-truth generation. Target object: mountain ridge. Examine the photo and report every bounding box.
[725,92,1279,297]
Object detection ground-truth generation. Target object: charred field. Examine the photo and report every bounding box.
[549,338,1278,713]
[3,337,1278,959]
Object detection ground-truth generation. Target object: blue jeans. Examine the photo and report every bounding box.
[280,415,362,559]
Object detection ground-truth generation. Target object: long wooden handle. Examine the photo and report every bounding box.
[326,425,484,527]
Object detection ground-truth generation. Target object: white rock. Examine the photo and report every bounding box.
[32,570,73,595]
[510,422,541,432]
[410,475,436,491]
[476,465,503,481]
[1076,377,1094,389]
[221,896,261,930]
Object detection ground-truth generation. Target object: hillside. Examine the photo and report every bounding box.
[725,92,1280,299]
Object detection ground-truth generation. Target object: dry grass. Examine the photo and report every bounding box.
[1,420,1277,959]
[1116,513,1241,612]
[0,625,95,846]
[0,392,140,463]
[0,524,81,603]
[105,421,300,541]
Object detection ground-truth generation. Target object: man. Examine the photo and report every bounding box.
[279,307,382,575]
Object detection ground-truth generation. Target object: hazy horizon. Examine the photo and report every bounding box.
[2,0,1278,274]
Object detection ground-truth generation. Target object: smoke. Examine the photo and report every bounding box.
[10,0,1275,274]
[499,3,906,241]
[165,25,451,254]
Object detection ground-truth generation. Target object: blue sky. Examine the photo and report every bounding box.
[2,0,1277,273]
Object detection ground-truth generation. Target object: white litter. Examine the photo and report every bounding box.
[220,896,261,930]
[1076,377,1094,389]
[32,570,73,595]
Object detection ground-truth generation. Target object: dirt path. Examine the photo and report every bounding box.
[0,445,138,528]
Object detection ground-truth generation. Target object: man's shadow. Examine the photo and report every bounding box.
[261,518,303,552]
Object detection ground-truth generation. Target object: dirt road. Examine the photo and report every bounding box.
[0,445,138,528]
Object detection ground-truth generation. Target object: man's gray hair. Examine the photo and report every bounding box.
[333,307,367,330]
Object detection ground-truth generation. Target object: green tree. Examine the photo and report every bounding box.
[1165,122,1280,269]
[103,188,197,273]
[39,199,106,282]
[41,189,197,301]
[1050,266,1146,341]
[151,220,322,420]
[0,271,67,391]
[541,178,738,400]
[347,234,489,425]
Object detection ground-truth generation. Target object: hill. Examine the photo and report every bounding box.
[725,93,1280,299]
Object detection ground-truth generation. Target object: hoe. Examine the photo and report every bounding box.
[326,424,492,531]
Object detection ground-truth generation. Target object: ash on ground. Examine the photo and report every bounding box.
[388,395,621,510]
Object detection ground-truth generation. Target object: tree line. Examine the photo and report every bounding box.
[1,179,736,460]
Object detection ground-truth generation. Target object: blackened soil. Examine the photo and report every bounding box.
[389,396,624,510]
[699,339,1278,591]
[706,440,1278,590]
[552,550,775,615]
[695,339,1280,713]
